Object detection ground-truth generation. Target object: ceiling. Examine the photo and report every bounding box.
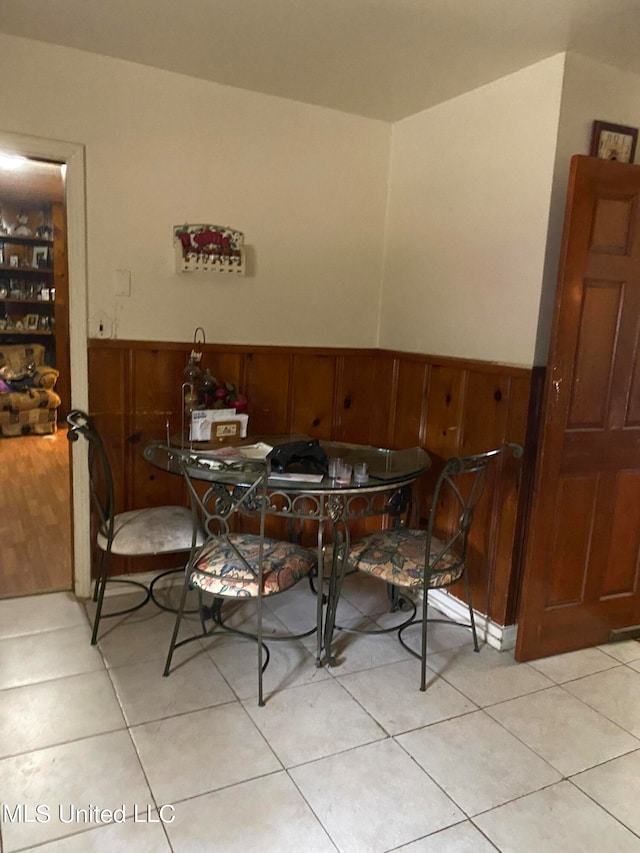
[0,158,64,207]
[1,0,640,121]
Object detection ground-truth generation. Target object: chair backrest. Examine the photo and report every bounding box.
[67,409,115,548]
[426,443,522,576]
[179,453,270,584]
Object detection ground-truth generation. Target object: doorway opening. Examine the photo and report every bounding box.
[0,156,71,596]
[0,131,90,600]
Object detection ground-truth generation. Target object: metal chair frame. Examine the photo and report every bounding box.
[163,456,317,706]
[67,410,194,644]
[347,443,522,690]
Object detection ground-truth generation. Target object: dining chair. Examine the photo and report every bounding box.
[163,454,318,706]
[346,443,523,690]
[67,410,200,645]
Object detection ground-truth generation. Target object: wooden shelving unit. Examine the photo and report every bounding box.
[0,233,55,338]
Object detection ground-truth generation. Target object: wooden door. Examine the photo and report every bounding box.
[516,155,640,661]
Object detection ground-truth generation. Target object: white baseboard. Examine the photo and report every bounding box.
[427,588,517,652]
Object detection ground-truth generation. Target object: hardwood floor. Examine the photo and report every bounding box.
[0,426,73,597]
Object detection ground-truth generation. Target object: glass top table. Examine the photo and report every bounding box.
[144,435,430,493]
[144,436,431,665]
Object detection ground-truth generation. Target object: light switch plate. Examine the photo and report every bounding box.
[113,268,131,296]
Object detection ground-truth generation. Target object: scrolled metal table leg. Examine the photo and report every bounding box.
[323,520,350,667]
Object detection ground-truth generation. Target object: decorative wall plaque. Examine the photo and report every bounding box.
[174,224,246,274]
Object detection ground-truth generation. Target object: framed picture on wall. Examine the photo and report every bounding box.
[590,120,638,163]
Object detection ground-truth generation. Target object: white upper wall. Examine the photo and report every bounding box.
[533,51,640,363]
[0,34,390,347]
[4,38,640,369]
[380,55,565,367]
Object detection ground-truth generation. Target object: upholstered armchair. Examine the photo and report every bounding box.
[0,343,61,436]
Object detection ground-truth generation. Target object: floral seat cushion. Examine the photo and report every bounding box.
[348,528,464,588]
[191,533,317,598]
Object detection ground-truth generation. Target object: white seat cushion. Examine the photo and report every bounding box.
[97,505,200,556]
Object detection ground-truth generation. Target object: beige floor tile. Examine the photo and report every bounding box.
[572,749,640,835]
[290,739,463,853]
[84,586,201,622]
[0,591,87,639]
[191,595,286,636]
[0,625,103,689]
[130,702,281,804]
[4,589,640,853]
[338,570,399,617]
[337,658,477,735]
[143,577,202,614]
[96,605,198,669]
[84,589,153,625]
[165,772,335,852]
[563,666,640,737]
[202,630,330,700]
[398,710,561,815]
[486,686,639,775]
[33,817,172,852]
[528,646,620,683]
[475,781,640,852]
[263,581,322,635]
[398,821,499,852]
[320,612,415,675]
[0,730,153,851]
[0,670,125,757]
[426,646,554,707]
[108,653,235,726]
[398,616,477,656]
[242,677,385,768]
[598,640,640,663]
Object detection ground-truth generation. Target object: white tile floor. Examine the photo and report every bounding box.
[2,575,640,852]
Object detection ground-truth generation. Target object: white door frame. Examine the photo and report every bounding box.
[0,130,91,598]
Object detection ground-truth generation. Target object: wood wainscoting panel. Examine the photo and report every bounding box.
[291,353,336,439]
[392,358,429,449]
[368,354,398,448]
[130,346,189,509]
[424,365,466,463]
[492,373,536,626]
[243,351,291,435]
[457,371,512,617]
[88,340,532,628]
[87,344,129,510]
[334,352,379,445]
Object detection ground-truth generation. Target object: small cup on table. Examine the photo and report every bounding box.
[353,462,369,483]
[335,461,353,485]
[328,457,342,479]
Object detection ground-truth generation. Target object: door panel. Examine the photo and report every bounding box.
[567,281,621,428]
[600,472,640,597]
[516,156,640,660]
[546,474,598,607]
